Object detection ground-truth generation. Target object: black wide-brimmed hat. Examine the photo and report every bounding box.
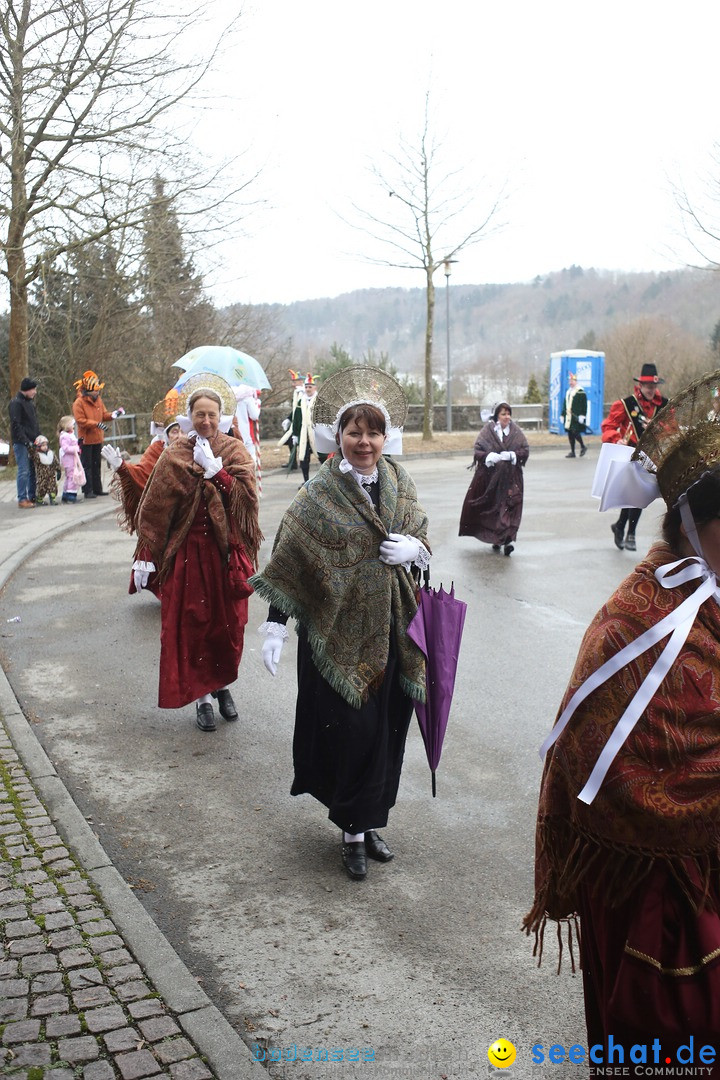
[635,363,664,384]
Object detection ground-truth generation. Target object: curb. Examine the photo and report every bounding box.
[0,504,257,1078]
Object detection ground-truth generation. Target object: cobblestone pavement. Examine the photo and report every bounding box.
[0,725,215,1080]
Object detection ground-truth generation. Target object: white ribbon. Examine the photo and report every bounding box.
[540,556,720,804]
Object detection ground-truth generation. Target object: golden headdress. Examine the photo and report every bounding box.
[313,366,408,430]
[632,368,720,508]
[174,373,236,419]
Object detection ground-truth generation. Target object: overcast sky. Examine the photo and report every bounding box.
[192,0,720,306]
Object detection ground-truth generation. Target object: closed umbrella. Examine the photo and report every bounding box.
[406,578,467,796]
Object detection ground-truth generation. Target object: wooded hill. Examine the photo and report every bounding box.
[255,266,720,395]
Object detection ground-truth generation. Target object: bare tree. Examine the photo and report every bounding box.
[352,93,505,439]
[596,317,710,402]
[0,0,249,394]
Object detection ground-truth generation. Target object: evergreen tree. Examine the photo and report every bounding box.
[141,177,217,390]
[711,319,720,357]
[28,242,140,431]
[523,374,543,404]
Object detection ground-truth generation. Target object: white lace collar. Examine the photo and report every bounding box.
[338,458,378,487]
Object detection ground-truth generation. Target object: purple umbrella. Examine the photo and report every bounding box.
[406,581,467,796]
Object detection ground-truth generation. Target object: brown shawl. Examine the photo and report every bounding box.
[111,440,164,534]
[134,432,262,580]
[525,543,720,936]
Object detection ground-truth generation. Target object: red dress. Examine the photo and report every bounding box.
[133,438,259,710]
[157,489,248,708]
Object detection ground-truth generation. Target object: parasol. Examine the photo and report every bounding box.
[172,345,271,391]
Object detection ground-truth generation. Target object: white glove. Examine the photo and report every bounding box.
[101,445,123,471]
[262,635,285,676]
[132,560,155,592]
[578,415,586,423]
[499,450,517,464]
[111,408,125,419]
[485,452,502,467]
[193,436,222,478]
[291,435,298,445]
[281,417,291,431]
[379,533,420,566]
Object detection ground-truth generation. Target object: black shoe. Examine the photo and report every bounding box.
[565,452,576,458]
[624,533,637,551]
[611,522,624,550]
[579,446,587,457]
[341,841,367,881]
[212,688,238,721]
[364,831,394,863]
[95,491,109,496]
[84,492,97,499]
[491,544,501,552]
[504,543,514,557]
[195,703,217,732]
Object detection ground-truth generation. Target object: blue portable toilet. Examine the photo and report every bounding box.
[549,350,605,435]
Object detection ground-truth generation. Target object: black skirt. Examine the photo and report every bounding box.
[290,625,414,834]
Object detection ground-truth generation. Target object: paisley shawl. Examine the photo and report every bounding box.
[250,454,428,709]
[526,542,720,933]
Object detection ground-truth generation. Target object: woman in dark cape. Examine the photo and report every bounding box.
[458,401,530,556]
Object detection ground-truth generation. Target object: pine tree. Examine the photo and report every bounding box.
[523,374,543,404]
[141,177,216,385]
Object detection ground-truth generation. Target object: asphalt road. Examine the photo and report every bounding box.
[0,450,665,1079]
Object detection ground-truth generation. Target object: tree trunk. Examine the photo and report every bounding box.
[7,249,29,395]
[7,12,29,396]
[423,266,435,440]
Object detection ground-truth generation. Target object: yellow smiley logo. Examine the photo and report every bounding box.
[488,1039,516,1069]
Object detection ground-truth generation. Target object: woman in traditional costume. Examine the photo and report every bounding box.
[525,370,720,1071]
[251,367,431,882]
[458,401,529,556]
[132,374,261,733]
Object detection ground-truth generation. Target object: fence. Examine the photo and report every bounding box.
[106,413,139,451]
[258,403,549,440]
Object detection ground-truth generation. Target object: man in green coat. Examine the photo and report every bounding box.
[561,372,587,458]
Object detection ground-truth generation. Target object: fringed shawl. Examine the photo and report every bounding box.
[134,432,262,580]
[525,543,720,941]
[249,455,428,710]
[111,440,164,534]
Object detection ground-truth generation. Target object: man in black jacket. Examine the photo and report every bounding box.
[9,377,40,508]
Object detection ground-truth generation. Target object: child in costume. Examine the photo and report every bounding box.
[30,435,59,505]
[58,416,83,503]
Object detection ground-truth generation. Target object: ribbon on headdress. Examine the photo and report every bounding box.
[314,398,403,456]
[540,554,720,803]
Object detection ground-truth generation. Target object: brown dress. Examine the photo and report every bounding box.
[458,420,529,546]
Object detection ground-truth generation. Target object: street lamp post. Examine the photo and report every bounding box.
[443,258,457,433]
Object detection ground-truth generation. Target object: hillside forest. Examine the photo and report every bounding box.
[3,221,720,438]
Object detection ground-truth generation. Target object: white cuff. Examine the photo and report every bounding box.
[132,560,156,573]
[258,621,289,640]
[414,541,432,571]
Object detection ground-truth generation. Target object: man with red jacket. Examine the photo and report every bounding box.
[72,370,123,499]
[600,363,668,551]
